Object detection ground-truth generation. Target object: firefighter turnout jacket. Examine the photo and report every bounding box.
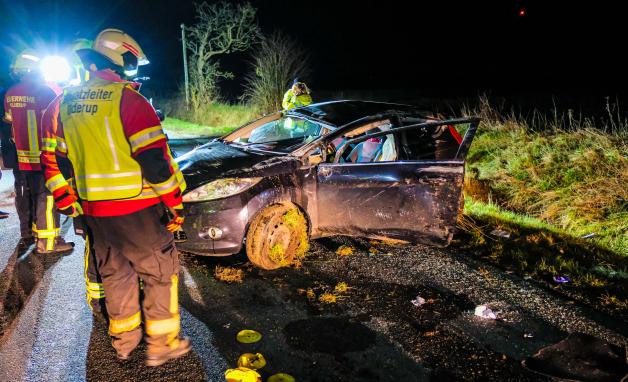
[4,78,61,171]
[41,70,185,216]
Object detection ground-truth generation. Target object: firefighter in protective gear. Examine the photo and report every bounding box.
[41,28,190,366]
[3,49,74,254]
[282,79,312,110]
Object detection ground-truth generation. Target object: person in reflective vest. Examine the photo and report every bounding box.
[41,28,190,366]
[3,50,74,254]
[282,79,312,110]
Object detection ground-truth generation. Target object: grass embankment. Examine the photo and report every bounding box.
[160,98,257,138]
[460,101,627,313]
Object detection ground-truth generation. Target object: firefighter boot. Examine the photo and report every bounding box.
[145,337,192,367]
[35,237,75,255]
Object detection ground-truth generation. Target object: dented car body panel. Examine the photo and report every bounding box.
[176,100,479,256]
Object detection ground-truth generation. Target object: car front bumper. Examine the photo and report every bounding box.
[177,196,249,256]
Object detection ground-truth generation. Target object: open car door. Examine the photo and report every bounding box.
[315,117,479,246]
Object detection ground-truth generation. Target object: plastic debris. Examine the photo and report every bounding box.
[490,229,511,239]
[523,333,534,339]
[474,305,497,319]
[237,353,267,370]
[411,296,426,307]
[335,245,354,256]
[334,282,351,293]
[225,367,261,382]
[267,373,296,382]
[553,275,570,283]
[236,329,262,344]
[581,233,596,239]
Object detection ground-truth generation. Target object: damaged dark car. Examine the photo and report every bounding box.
[176,100,479,269]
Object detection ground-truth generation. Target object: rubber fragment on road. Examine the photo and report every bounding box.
[237,353,266,369]
[224,367,262,382]
[236,330,262,344]
[267,373,296,382]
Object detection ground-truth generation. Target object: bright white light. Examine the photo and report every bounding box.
[21,54,40,62]
[40,56,71,83]
[124,68,138,77]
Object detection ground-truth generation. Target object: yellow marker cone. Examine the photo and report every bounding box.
[236,329,262,344]
[225,367,262,382]
[237,353,267,370]
[267,373,295,382]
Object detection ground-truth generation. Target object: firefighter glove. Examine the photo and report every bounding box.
[166,204,185,232]
[60,201,83,218]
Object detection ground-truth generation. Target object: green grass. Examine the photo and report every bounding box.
[458,197,628,314]
[162,118,235,138]
[160,97,257,135]
[464,105,627,256]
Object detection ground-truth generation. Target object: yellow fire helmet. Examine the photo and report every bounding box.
[77,28,148,76]
[11,49,41,74]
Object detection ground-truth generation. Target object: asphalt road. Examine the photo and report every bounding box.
[0,168,626,381]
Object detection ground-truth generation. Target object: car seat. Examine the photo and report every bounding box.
[346,138,384,163]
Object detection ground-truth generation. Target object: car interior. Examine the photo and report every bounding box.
[325,116,463,164]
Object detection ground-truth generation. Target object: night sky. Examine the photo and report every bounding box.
[1,0,625,107]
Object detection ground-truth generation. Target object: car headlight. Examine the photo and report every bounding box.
[182,177,262,202]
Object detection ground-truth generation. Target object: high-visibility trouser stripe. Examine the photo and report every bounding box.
[45,174,68,192]
[170,274,179,314]
[27,109,39,153]
[84,235,105,309]
[17,150,40,156]
[129,126,165,153]
[109,311,142,334]
[145,314,180,336]
[149,174,180,195]
[56,137,67,153]
[41,138,57,152]
[32,226,59,238]
[45,196,55,250]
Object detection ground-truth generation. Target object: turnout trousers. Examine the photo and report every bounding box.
[13,169,60,249]
[74,217,106,313]
[84,204,182,356]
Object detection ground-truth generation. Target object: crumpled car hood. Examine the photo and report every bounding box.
[176,140,300,190]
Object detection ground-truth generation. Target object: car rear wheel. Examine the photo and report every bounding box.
[246,202,309,270]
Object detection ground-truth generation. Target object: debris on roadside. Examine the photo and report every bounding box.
[236,329,262,344]
[553,275,570,284]
[267,373,296,382]
[474,305,497,319]
[225,367,262,382]
[423,330,438,337]
[319,292,339,304]
[523,333,534,339]
[237,353,267,370]
[411,295,426,307]
[334,282,352,293]
[368,247,380,255]
[335,245,354,256]
[490,229,511,239]
[214,266,244,283]
[580,233,596,239]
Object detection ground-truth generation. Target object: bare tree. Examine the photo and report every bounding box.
[186,1,260,110]
[242,31,311,113]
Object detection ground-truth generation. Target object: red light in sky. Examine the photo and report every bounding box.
[518,8,526,17]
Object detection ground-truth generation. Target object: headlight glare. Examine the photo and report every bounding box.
[40,56,71,83]
[182,177,262,202]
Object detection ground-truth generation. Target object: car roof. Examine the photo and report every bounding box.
[287,100,425,127]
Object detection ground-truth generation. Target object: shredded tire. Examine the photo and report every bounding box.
[246,202,309,270]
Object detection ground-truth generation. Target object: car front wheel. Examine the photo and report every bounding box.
[245,202,309,270]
